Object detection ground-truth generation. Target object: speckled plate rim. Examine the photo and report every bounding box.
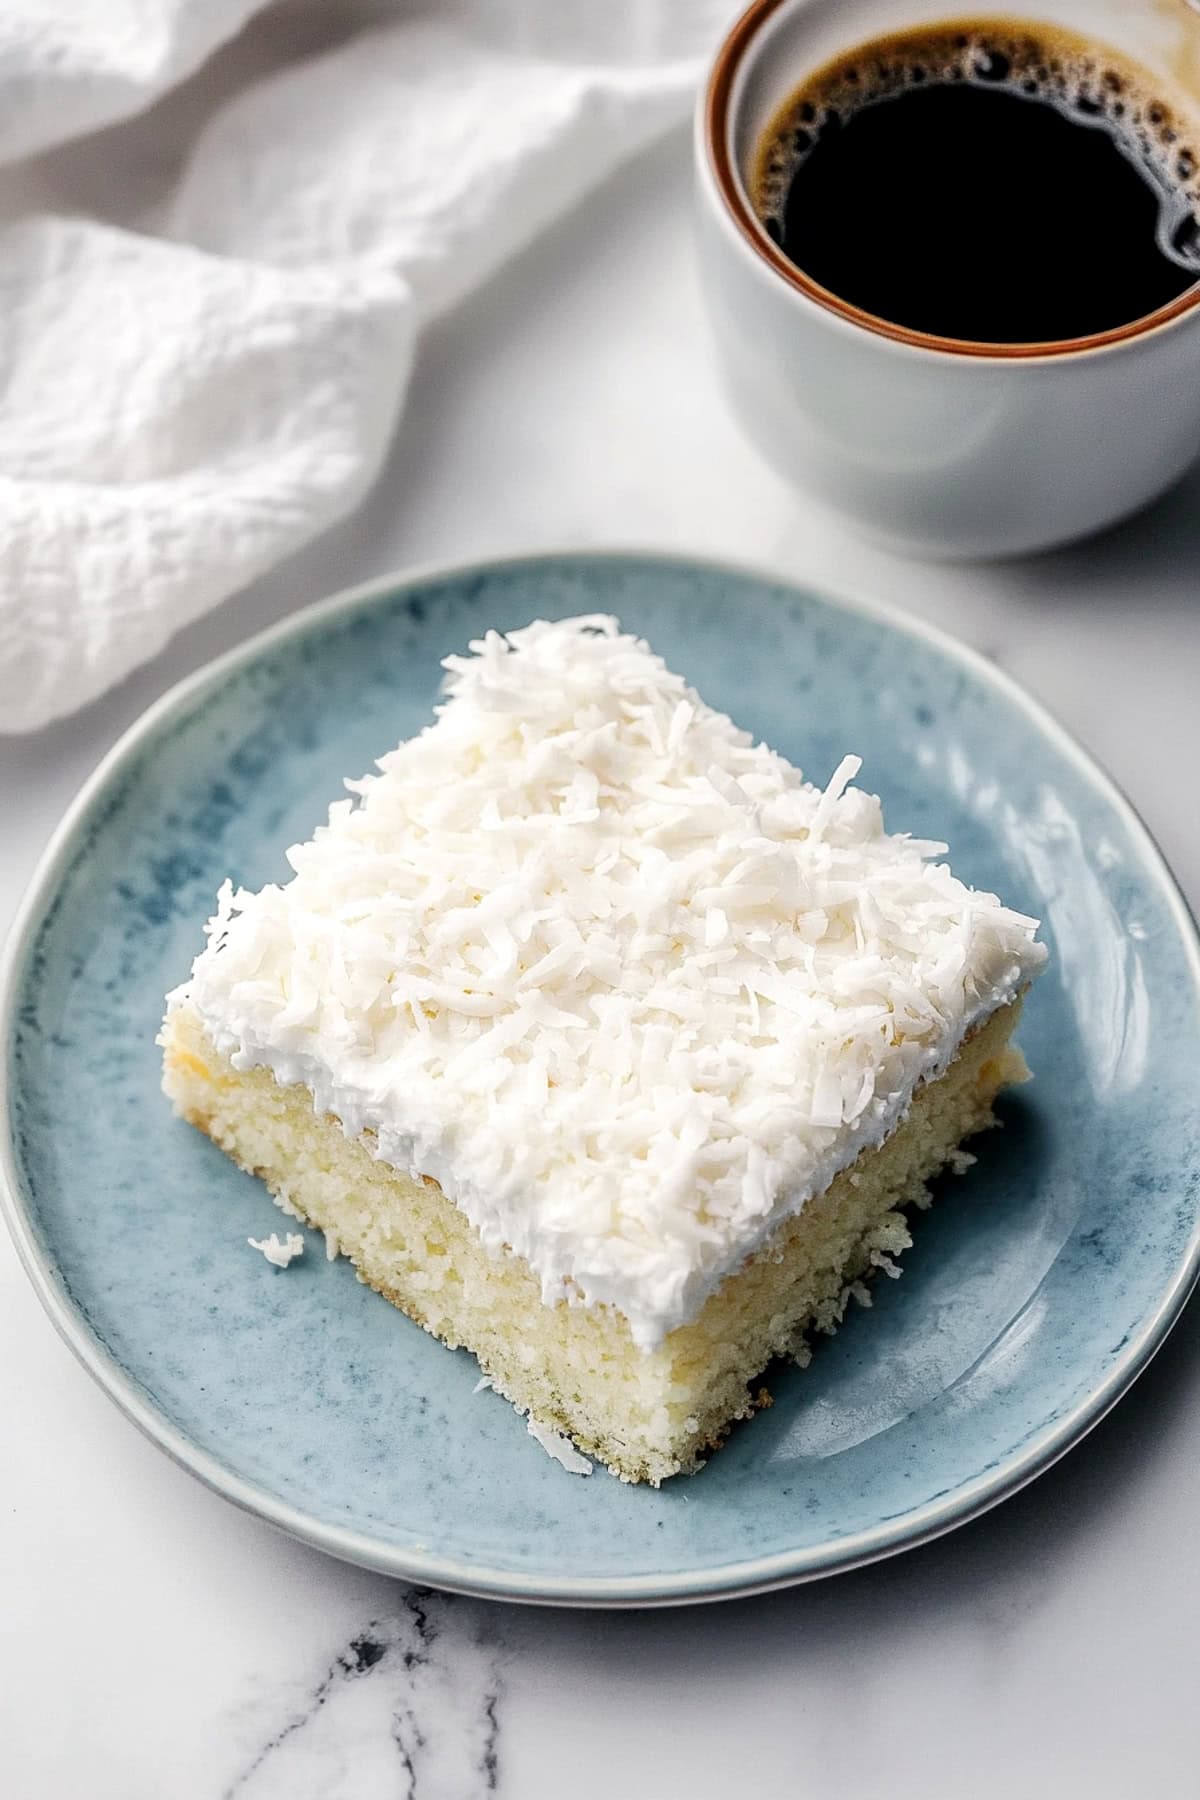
[4,547,1200,1609]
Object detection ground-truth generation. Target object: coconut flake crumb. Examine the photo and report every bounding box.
[248,1231,305,1268]
[525,1416,593,1475]
[474,1374,591,1473]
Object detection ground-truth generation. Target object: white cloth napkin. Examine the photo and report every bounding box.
[0,0,730,734]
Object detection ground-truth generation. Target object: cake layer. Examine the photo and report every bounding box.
[167,615,1045,1348]
[162,999,1026,1484]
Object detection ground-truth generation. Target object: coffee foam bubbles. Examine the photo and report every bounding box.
[754,22,1200,273]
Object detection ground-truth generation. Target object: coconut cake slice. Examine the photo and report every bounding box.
[161,614,1045,1483]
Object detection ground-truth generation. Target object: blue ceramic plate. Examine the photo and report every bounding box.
[4,552,1200,1606]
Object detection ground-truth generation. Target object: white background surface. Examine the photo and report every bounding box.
[4,129,1200,1799]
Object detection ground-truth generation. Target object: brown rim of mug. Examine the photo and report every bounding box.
[705,0,1200,359]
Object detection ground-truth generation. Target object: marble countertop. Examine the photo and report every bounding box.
[4,130,1200,1800]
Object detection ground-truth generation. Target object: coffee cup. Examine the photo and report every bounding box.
[695,0,1200,557]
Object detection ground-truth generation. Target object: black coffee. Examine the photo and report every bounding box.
[753,19,1200,343]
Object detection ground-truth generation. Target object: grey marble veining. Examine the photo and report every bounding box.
[223,1593,505,1800]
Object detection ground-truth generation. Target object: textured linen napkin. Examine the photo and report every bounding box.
[0,0,731,733]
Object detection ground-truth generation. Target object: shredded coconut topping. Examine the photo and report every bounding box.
[173,616,1045,1348]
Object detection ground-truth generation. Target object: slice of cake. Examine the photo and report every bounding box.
[161,615,1045,1484]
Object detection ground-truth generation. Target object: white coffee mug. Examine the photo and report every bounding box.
[695,0,1200,557]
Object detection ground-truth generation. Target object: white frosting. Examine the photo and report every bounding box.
[248,1231,305,1268]
[170,616,1045,1349]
